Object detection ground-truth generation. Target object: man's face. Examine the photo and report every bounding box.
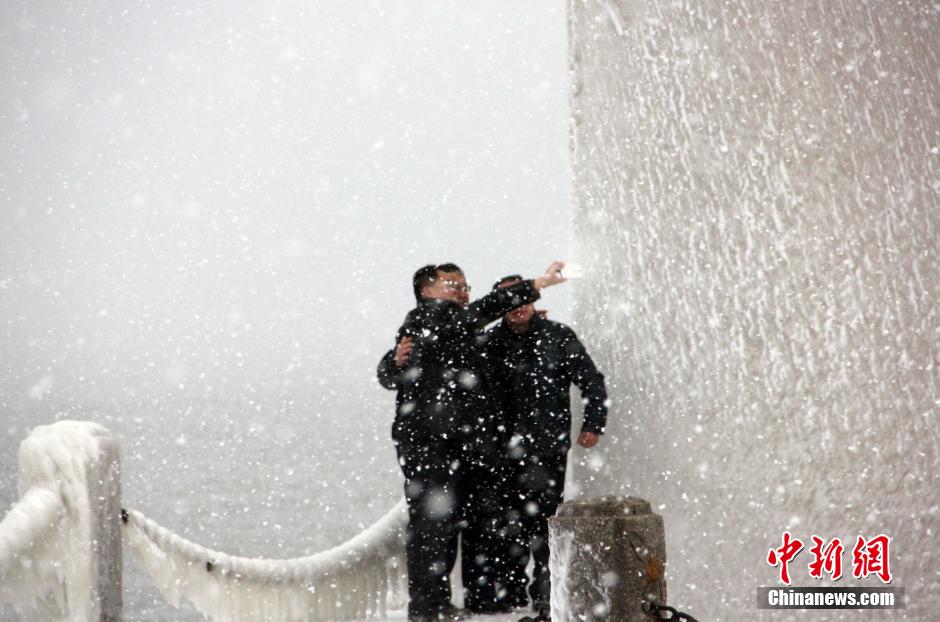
[423,270,470,305]
[499,279,535,328]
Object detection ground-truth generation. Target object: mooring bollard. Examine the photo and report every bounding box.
[548,496,666,622]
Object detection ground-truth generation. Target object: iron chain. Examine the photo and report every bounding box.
[642,599,700,622]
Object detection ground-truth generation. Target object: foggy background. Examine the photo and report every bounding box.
[1,2,574,619]
[0,0,573,410]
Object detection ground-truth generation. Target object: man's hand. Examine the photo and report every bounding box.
[577,431,600,448]
[533,260,567,290]
[394,336,414,368]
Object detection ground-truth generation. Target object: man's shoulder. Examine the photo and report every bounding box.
[398,306,422,331]
[540,319,591,353]
[402,300,460,330]
[405,299,456,315]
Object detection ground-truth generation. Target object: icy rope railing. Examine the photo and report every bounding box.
[122,500,408,622]
[0,420,408,622]
[0,420,122,622]
[0,487,66,604]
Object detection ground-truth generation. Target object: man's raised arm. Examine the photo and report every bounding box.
[469,260,568,327]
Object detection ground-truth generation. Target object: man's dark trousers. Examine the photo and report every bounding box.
[457,454,510,611]
[397,440,460,618]
[504,452,567,608]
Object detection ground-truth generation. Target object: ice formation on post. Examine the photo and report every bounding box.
[123,499,408,622]
[568,0,938,619]
[0,486,66,609]
[549,496,666,622]
[0,420,121,621]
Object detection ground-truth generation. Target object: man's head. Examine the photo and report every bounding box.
[413,263,470,305]
[494,274,535,330]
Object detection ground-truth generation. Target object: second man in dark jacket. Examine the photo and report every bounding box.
[486,274,609,614]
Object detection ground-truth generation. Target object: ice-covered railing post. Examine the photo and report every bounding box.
[1,420,408,621]
[0,420,122,622]
[549,496,667,622]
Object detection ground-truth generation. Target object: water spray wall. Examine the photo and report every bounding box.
[567,1,938,619]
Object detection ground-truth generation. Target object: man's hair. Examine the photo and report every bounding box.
[413,263,464,302]
[492,274,523,290]
[436,263,463,275]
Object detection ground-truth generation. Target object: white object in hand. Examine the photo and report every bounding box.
[562,262,583,279]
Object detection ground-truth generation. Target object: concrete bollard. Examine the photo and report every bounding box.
[548,496,666,622]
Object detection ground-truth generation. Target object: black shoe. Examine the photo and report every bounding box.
[519,604,550,622]
[439,604,470,621]
[409,603,467,622]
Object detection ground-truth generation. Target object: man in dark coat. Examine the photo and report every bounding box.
[377,262,567,622]
[486,275,608,615]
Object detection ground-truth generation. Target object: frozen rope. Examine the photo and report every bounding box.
[0,486,67,605]
[123,499,409,622]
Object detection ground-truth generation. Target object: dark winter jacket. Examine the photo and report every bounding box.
[377,280,541,458]
[484,314,607,457]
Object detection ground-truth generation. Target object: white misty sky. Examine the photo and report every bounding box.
[0,1,573,406]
